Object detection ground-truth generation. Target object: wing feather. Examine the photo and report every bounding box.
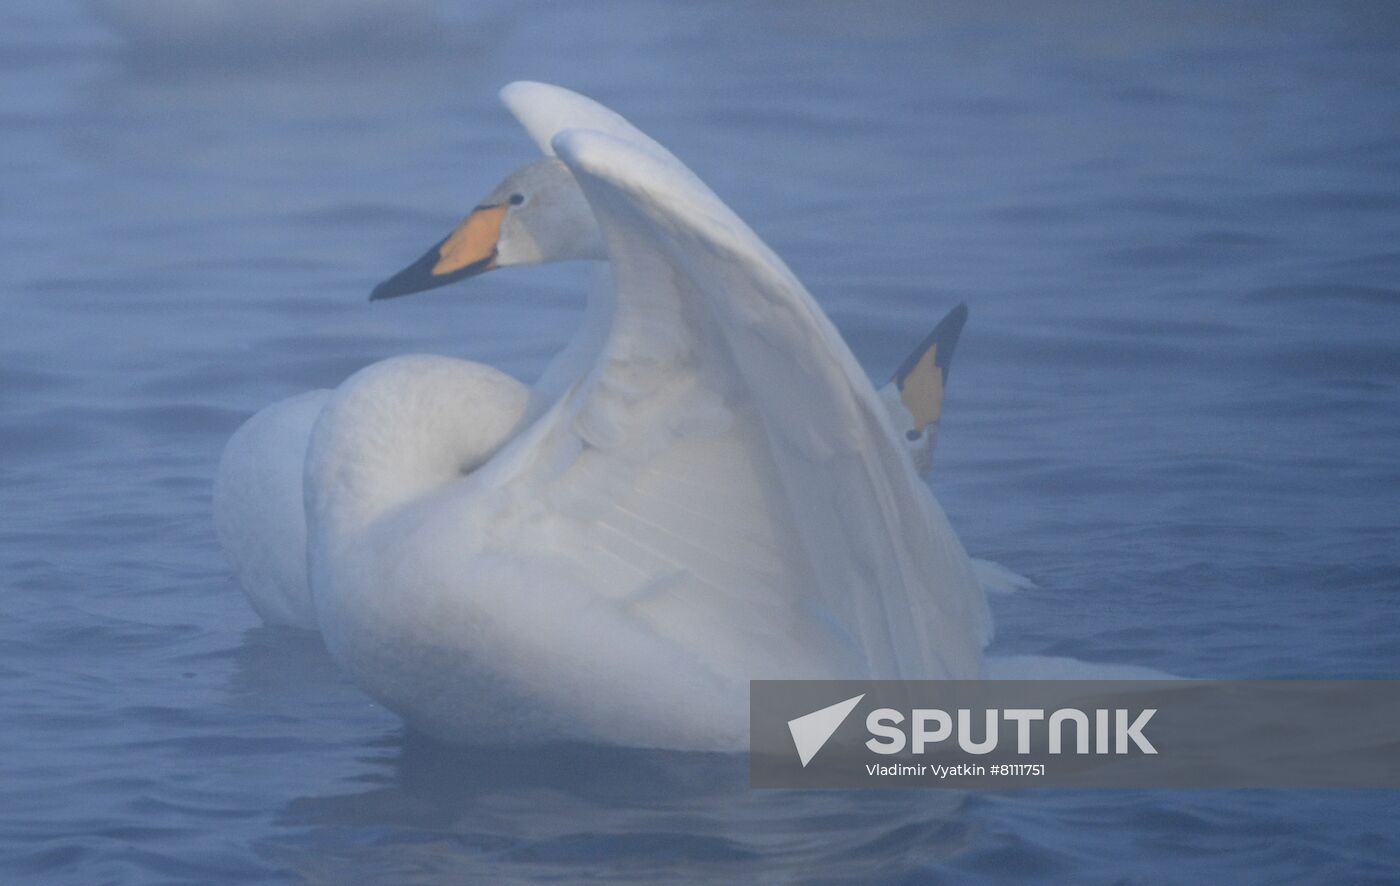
[480,83,989,680]
[551,126,990,679]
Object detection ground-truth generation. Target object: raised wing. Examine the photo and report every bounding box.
[477,84,989,681]
[500,81,668,158]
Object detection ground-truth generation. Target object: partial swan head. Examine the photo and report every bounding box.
[370,158,604,300]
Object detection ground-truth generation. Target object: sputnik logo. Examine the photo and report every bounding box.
[787,694,864,766]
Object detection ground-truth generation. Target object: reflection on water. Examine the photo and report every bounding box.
[2,0,1399,881]
[273,735,970,882]
[230,630,973,883]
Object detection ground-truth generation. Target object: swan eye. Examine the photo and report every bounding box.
[508,193,525,206]
[905,429,922,442]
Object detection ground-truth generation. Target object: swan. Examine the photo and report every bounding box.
[214,82,989,749]
[213,298,967,633]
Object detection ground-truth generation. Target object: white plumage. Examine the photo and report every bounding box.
[215,82,992,749]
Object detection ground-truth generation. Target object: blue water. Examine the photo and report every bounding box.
[3,1,1399,882]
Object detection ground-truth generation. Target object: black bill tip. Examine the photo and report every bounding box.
[369,237,496,301]
[893,301,968,387]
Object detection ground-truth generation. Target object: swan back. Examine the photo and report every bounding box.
[304,355,529,537]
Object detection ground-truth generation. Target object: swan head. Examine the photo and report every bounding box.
[370,158,604,300]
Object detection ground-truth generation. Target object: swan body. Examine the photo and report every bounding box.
[215,82,988,749]
[213,388,327,628]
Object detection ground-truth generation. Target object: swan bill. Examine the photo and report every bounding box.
[893,302,967,430]
[370,203,507,300]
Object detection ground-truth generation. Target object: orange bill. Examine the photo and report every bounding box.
[370,203,508,300]
[893,302,968,431]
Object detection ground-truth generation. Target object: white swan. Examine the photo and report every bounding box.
[214,82,988,749]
